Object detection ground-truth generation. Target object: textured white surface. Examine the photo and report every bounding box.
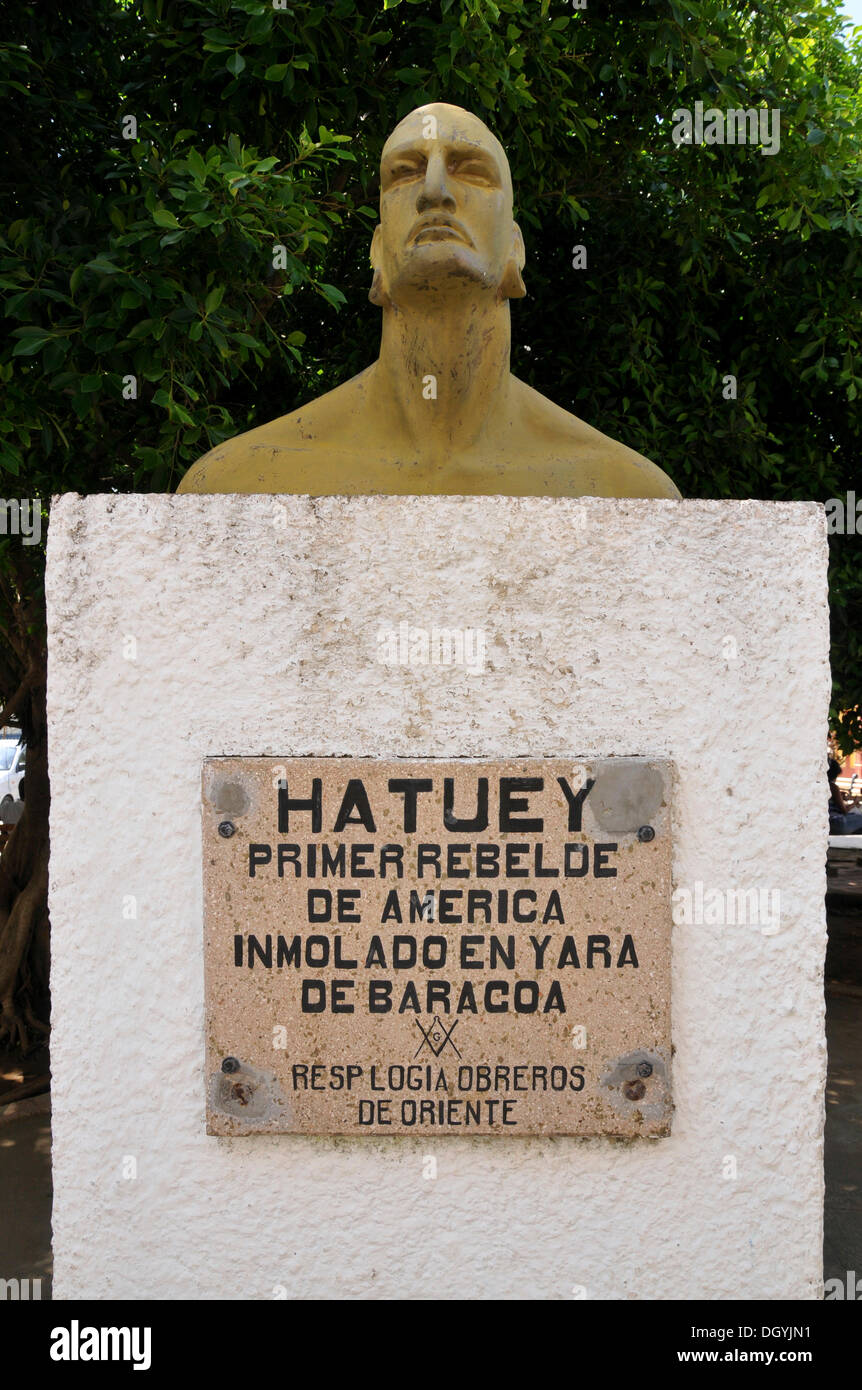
[46,494,829,1300]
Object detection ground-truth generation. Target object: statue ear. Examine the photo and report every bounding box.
[500,221,526,300]
[369,225,386,306]
[369,270,385,306]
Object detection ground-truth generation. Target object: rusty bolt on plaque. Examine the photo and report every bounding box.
[636,1061,653,1078]
[218,821,236,839]
[221,1056,241,1074]
[623,1079,646,1101]
[637,825,655,843]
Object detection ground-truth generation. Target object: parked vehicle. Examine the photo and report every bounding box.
[0,737,25,819]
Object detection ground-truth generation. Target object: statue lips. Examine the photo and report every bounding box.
[409,214,474,248]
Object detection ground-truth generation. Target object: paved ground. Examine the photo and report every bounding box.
[823,867,862,1291]
[0,890,859,1300]
[824,989,862,1288]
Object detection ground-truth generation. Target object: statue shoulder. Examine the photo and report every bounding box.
[511,377,682,500]
[176,369,373,494]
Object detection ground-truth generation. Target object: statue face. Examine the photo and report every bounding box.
[371,104,525,304]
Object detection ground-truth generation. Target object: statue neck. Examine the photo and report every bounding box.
[372,294,512,463]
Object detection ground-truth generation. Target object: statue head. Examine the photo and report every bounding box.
[369,102,526,309]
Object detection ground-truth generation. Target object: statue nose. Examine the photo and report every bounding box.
[416,154,456,213]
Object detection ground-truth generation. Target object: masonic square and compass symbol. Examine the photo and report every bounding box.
[414,1015,461,1059]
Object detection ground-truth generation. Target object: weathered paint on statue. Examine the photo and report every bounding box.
[178,103,680,500]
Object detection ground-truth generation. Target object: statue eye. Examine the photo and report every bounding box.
[389,159,423,182]
[452,159,494,183]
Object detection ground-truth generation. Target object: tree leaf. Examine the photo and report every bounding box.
[153,207,181,229]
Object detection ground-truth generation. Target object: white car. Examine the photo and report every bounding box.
[0,737,25,820]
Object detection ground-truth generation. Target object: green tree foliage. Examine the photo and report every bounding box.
[0,0,860,1040]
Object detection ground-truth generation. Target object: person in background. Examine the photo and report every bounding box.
[828,758,862,835]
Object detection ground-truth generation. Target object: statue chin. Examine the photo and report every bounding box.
[391,244,496,291]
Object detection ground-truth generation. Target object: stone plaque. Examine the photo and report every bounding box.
[202,757,673,1137]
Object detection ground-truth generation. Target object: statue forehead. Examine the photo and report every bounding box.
[381,103,509,169]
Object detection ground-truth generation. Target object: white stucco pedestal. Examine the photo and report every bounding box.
[45,494,829,1300]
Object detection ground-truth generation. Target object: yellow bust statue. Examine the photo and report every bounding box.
[178,103,680,499]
